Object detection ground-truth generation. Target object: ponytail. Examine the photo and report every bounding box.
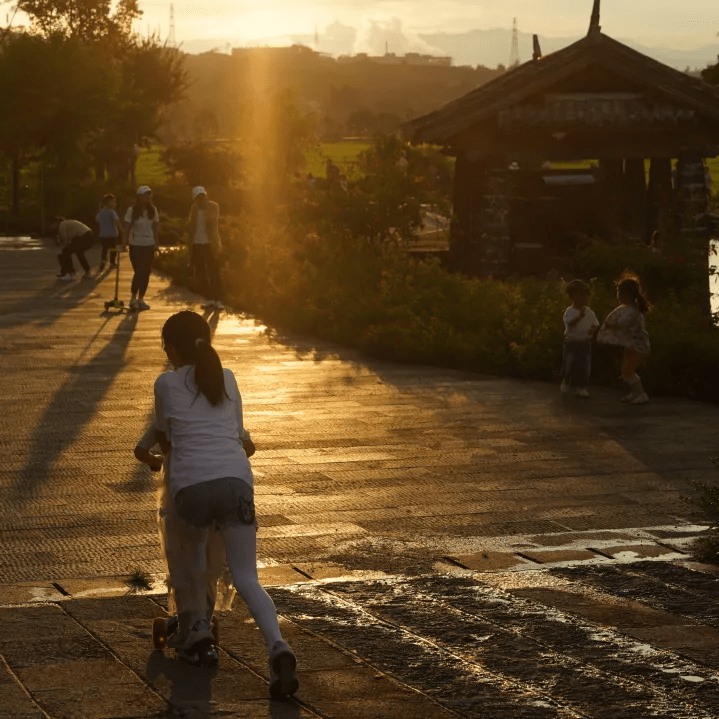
[616,273,652,314]
[193,338,225,405]
[161,310,227,405]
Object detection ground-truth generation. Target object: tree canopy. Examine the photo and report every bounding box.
[0,0,186,216]
[12,0,140,43]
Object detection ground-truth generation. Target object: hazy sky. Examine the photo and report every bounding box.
[132,1,719,47]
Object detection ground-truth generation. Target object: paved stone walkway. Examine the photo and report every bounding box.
[0,237,718,718]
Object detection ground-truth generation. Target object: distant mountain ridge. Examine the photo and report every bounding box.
[419,28,719,71]
[179,25,719,72]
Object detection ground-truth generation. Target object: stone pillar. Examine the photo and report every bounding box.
[450,156,487,274]
[676,152,708,219]
[479,169,513,277]
[676,151,711,315]
[623,158,646,239]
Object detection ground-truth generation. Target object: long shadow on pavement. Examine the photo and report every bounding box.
[13,310,139,503]
[0,242,106,328]
[262,324,717,488]
[146,651,302,719]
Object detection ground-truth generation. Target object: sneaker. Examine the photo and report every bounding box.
[620,393,638,403]
[177,619,217,666]
[129,298,139,309]
[59,273,74,281]
[201,301,214,309]
[82,272,95,280]
[630,393,649,405]
[574,388,590,398]
[560,380,570,395]
[269,640,298,699]
[214,301,224,310]
[137,299,150,310]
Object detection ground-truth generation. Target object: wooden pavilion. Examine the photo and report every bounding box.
[404,1,719,279]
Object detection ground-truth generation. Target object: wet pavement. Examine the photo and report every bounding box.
[0,237,718,718]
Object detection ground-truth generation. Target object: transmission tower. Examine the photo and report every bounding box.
[168,4,176,46]
[509,17,520,67]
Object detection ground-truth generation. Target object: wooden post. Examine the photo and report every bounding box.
[450,155,473,269]
[623,158,646,239]
[11,148,20,219]
[599,158,623,242]
[648,157,674,246]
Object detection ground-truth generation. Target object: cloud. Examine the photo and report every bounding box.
[353,16,444,56]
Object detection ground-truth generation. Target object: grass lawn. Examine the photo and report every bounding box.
[554,157,719,194]
[136,142,719,202]
[306,140,372,180]
[136,140,372,185]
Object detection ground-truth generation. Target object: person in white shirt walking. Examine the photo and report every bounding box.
[561,280,599,397]
[188,187,224,310]
[123,185,158,310]
[153,310,297,697]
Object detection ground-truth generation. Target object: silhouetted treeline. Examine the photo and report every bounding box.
[162,45,503,141]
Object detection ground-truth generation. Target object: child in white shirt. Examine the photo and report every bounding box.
[561,280,599,397]
[153,310,297,698]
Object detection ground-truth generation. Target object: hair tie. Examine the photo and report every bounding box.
[194,338,205,348]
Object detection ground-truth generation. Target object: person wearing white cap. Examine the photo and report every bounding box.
[122,186,159,310]
[188,186,223,310]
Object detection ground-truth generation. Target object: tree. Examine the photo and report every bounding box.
[12,0,141,44]
[0,0,186,222]
[0,33,116,212]
[241,89,316,195]
[702,56,719,86]
[162,143,242,188]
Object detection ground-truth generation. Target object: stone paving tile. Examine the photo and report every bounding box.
[0,658,46,719]
[0,603,165,719]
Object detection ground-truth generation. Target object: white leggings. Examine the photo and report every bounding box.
[172,479,283,649]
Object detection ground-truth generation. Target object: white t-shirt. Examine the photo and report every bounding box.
[154,365,253,497]
[58,220,92,241]
[563,306,599,341]
[193,209,209,244]
[124,206,156,246]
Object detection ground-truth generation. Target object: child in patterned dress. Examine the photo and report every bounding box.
[597,274,652,405]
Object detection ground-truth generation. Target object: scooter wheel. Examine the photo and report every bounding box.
[198,644,219,668]
[152,617,167,650]
[104,301,110,310]
[118,300,124,308]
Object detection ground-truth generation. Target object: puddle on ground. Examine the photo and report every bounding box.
[0,236,45,250]
[266,565,719,718]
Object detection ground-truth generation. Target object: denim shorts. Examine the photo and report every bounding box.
[175,477,255,529]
